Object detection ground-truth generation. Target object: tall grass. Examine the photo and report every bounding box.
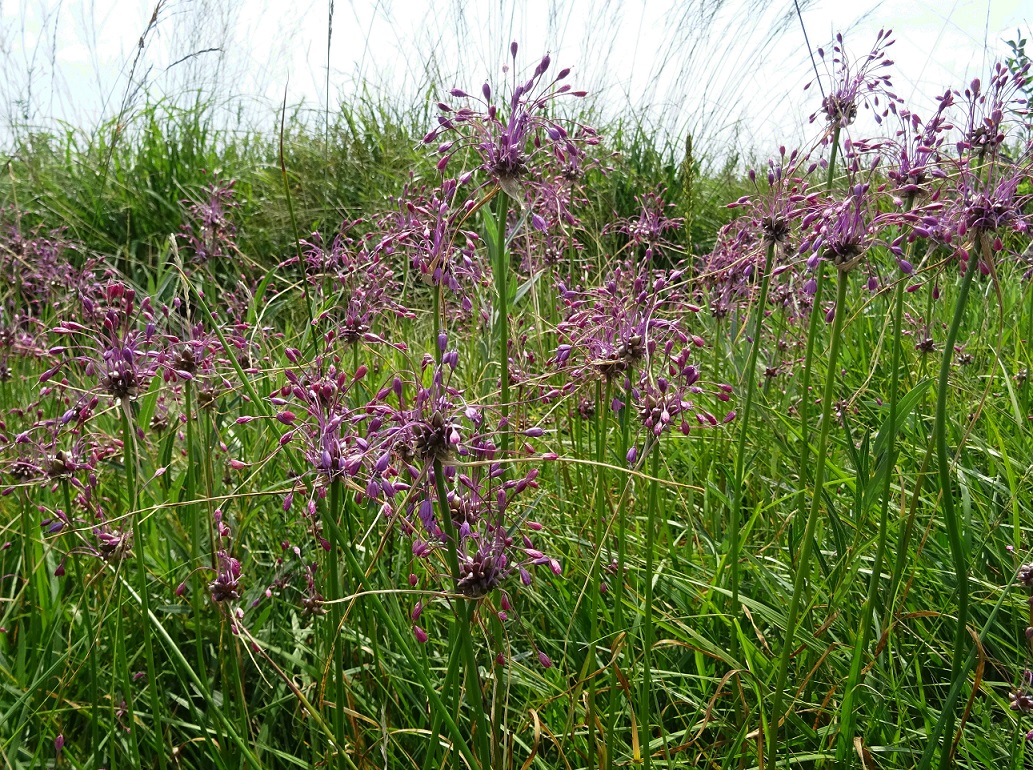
[1,9,1032,770]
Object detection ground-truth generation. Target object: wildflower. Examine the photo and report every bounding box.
[179,179,240,264]
[307,225,412,344]
[278,356,366,482]
[428,42,594,201]
[47,282,159,405]
[208,510,243,603]
[886,94,954,200]
[615,189,684,262]
[802,153,906,275]
[556,256,687,386]
[807,29,901,131]
[383,178,484,299]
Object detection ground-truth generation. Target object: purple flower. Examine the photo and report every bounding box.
[427,43,594,201]
[277,356,366,482]
[886,94,954,200]
[807,30,901,130]
[383,178,485,300]
[208,510,243,603]
[556,256,688,385]
[291,223,414,345]
[615,189,684,261]
[48,282,159,405]
[179,179,240,264]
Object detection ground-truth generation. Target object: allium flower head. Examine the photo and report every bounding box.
[276,354,367,481]
[954,60,1030,157]
[300,225,412,344]
[208,510,243,603]
[384,178,484,300]
[45,282,158,405]
[801,153,905,274]
[0,215,86,317]
[427,42,594,201]
[610,189,684,263]
[556,257,687,384]
[807,30,901,131]
[886,94,954,200]
[180,180,239,264]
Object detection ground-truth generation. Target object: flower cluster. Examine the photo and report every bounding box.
[427,42,595,201]
[180,180,240,264]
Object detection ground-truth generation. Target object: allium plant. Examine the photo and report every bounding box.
[180,180,240,264]
[301,225,413,347]
[384,177,484,301]
[800,151,907,277]
[43,282,159,406]
[0,216,86,318]
[612,188,684,263]
[912,61,1032,770]
[807,28,901,131]
[426,42,594,201]
[555,257,688,387]
[886,92,955,203]
[422,43,597,464]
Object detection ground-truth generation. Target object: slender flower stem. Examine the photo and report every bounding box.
[793,126,841,561]
[114,580,143,766]
[66,481,98,764]
[795,262,826,543]
[123,405,168,770]
[327,479,348,768]
[835,270,906,764]
[588,379,610,764]
[433,286,443,367]
[184,380,207,676]
[729,242,775,632]
[767,270,849,767]
[605,374,632,770]
[491,193,512,457]
[433,458,492,770]
[639,440,661,770]
[918,254,978,770]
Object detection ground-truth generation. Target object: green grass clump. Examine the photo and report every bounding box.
[1,29,1033,770]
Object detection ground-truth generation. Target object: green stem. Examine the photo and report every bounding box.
[793,125,841,558]
[767,270,849,767]
[835,273,905,764]
[795,262,827,551]
[639,441,661,769]
[730,241,775,631]
[114,580,143,767]
[116,573,265,768]
[918,256,978,770]
[491,193,512,457]
[605,375,632,770]
[588,379,610,764]
[184,380,207,677]
[328,479,348,768]
[433,458,492,770]
[122,405,168,770]
[66,482,98,765]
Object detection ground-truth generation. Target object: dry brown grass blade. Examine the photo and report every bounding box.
[864,611,943,676]
[854,735,877,769]
[742,604,772,655]
[519,709,542,770]
[687,667,741,747]
[950,625,987,761]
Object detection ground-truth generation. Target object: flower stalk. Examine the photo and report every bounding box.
[767,269,849,766]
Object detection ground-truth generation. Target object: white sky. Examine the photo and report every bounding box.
[0,0,1029,157]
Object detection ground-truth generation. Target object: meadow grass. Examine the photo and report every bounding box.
[0,30,1032,770]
